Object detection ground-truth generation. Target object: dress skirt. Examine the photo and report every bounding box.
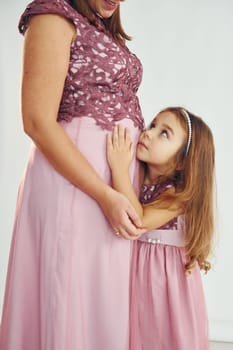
[130,241,209,350]
[0,117,141,350]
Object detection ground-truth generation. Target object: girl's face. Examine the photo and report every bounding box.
[88,0,121,18]
[137,111,186,178]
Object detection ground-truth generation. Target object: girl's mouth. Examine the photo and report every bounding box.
[138,142,148,150]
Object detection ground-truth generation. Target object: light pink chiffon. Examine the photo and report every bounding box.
[130,239,209,350]
[0,117,140,350]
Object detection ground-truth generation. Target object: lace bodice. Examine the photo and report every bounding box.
[140,181,179,230]
[18,0,144,131]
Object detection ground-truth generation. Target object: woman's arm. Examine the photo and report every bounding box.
[107,126,181,231]
[21,14,144,239]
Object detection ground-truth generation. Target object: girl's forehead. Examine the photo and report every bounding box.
[153,111,177,123]
[152,111,186,133]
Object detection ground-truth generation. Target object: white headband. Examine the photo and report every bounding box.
[181,109,192,155]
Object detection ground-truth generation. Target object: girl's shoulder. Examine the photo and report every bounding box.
[139,180,174,205]
[18,0,85,35]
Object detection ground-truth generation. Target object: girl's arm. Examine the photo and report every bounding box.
[107,126,181,231]
[21,14,145,239]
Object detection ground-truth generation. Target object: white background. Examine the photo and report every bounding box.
[0,0,233,342]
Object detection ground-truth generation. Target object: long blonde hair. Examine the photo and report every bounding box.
[69,0,131,46]
[145,107,215,273]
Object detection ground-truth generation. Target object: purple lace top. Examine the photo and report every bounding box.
[140,181,179,230]
[18,0,144,131]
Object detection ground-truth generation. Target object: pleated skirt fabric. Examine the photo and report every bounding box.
[130,241,209,350]
[0,117,141,350]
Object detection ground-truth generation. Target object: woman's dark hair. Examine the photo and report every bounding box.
[69,0,131,46]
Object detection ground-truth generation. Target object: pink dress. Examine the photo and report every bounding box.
[130,182,209,350]
[0,1,144,349]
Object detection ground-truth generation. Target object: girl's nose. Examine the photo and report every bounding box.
[143,129,152,139]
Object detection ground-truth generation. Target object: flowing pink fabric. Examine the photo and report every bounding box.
[1,0,144,348]
[130,241,209,350]
[0,118,140,350]
[130,182,209,349]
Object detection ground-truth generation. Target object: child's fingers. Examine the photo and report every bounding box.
[113,125,132,148]
[113,126,119,145]
[129,142,134,158]
[118,125,125,144]
[106,133,113,150]
[125,128,132,144]
[117,125,132,146]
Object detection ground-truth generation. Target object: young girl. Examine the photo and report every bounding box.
[107,106,215,350]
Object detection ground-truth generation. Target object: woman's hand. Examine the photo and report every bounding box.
[98,186,145,240]
[107,125,133,173]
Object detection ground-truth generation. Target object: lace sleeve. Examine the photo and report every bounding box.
[18,0,79,35]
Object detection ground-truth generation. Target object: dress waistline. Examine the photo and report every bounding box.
[138,229,185,247]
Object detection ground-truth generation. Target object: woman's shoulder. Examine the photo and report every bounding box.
[18,0,85,35]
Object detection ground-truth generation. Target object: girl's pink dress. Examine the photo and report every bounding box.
[130,182,209,350]
[0,1,144,349]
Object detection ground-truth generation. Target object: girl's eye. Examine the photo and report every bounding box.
[161,129,168,138]
[149,123,156,129]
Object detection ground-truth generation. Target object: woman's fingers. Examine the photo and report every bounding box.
[115,223,146,240]
[126,204,143,231]
[101,189,144,240]
[111,198,146,239]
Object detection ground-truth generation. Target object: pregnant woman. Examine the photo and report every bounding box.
[0,1,145,349]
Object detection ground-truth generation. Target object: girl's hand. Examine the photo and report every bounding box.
[105,125,145,239]
[107,125,134,173]
[99,186,146,240]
